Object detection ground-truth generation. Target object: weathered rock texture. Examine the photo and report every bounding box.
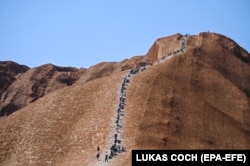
[0,61,29,99]
[78,56,143,82]
[0,64,86,116]
[0,32,249,166]
[0,56,143,117]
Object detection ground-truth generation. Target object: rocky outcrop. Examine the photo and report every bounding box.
[143,33,183,63]
[144,32,250,65]
[79,56,143,82]
[0,64,86,116]
[0,56,143,117]
[123,32,250,152]
[0,61,29,98]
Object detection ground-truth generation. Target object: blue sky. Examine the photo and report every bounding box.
[0,0,249,68]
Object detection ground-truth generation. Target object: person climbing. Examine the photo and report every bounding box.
[97,146,100,152]
[110,149,114,158]
[114,133,118,144]
[96,152,100,161]
[105,151,109,162]
[117,143,122,153]
[122,146,127,152]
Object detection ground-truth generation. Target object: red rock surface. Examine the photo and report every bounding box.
[0,64,85,116]
[79,56,143,82]
[0,61,29,98]
[0,56,142,117]
[0,32,249,166]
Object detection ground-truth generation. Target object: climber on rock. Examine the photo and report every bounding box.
[105,151,109,162]
[97,146,100,151]
[96,152,100,161]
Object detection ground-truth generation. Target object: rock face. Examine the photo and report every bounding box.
[0,61,29,98]
[0,56,143,117]
[78,56,143,82]
[125,32,250,151]
[143,33,184,63]
[0,32,249,166]
[0,64,86,116]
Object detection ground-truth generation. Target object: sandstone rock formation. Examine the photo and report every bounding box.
[0,56,143,117]
[78,55,143,82]
[0,32,249,166]
[0,64,86,116]
[0,61,29,99]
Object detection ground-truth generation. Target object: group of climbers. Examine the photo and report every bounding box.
[156,34,189,64]
[97,34,189,163]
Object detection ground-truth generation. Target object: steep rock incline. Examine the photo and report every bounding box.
[0,32,249,166]
[79,56,143,82]
[143,33,184,63]
[0,70,128,165]
[116,33,250,165]
[0,64,86,116]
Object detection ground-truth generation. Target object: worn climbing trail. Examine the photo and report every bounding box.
[153,34,189,65]
[98,34,189,165]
